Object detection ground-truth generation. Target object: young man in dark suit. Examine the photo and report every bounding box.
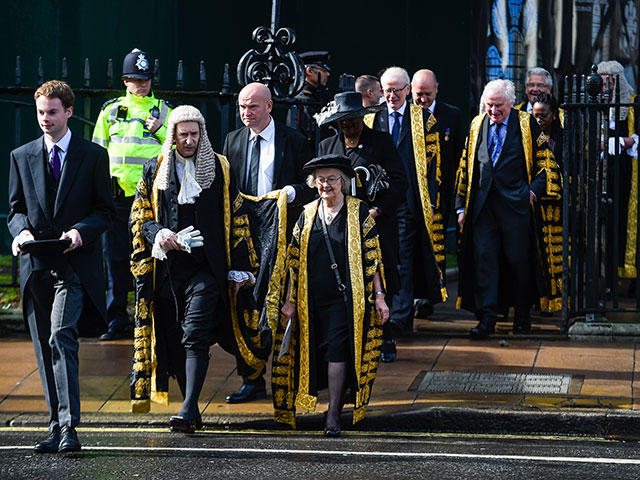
[222,82,312,403]
[8,80,115,453]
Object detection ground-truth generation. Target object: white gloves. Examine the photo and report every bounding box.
[152,225,204,260]
[282,185,296,204]
[176,225,204,253]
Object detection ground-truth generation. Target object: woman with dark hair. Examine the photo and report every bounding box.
[532,93,564,169]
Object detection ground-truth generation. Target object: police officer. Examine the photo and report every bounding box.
[92,48,172,340]
[287,51,334,148]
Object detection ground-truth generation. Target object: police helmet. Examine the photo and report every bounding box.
[122,48,153,80]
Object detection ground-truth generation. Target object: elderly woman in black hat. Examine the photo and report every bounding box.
[316,92,407,363]
[271,154,389,436]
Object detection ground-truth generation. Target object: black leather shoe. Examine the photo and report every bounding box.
[100,328,124,341]
[414,300,434,319]
[225,383,267,404]
[34,426,60,453]
[380,339,397,363]
[324,427,341,437]
[513,316,532,334]
[470,319,495,339]
[58,426,81,453]
[169,415,197,434]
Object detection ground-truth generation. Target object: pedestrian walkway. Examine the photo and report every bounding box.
[1,280,638,436]
[0,334,637,424]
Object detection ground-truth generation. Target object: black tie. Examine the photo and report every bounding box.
[247,135,261,196]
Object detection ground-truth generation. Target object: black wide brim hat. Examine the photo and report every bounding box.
[315,91,385,127]
[303,154,356,178]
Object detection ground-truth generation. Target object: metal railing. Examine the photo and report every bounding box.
[561,65,640,332]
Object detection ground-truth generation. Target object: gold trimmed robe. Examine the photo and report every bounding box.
[270,197,385,428]
[455,110,563,313]
[129,152,256,413]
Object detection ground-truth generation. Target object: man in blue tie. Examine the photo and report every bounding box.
[8,80,115,452]
[455,79,562,338]
[365,67,445,361]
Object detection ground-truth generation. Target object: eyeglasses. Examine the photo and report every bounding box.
[383,85,408,95]
[526,83,548,89]
[316,176,341,186]
[533,112,552,119]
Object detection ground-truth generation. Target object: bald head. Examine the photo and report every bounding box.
[238,82,273,132]
[411,69,439,110]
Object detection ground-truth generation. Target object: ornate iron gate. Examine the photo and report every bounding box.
[561,65,640,332]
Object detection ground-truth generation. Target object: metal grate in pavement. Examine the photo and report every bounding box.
[415,371,573,394]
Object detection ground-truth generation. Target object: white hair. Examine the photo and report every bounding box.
[479,79,516,113]
[380,66,410,87]
[526,67,553,86]
[598,60,635,120]
[156,105,217,191]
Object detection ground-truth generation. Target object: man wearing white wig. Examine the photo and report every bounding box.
[597,60,638,291]
[129,105,254,433]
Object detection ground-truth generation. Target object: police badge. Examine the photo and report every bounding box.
[136,53,149,72]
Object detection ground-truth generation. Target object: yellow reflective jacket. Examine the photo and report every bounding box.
[92,91,172,196]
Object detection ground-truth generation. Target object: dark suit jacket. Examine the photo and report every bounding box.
[455,110,547,224]
[140,153,249,300]
[8,132,115,336]
[369,104,445,301]
[223,120,313,204]
[318,126,408,295]
[432,101,465,226]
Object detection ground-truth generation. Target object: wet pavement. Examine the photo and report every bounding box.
[2,427,640,479]
[1,280,639,439]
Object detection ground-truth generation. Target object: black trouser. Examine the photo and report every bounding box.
[102,194,134,332]
[472,190,531,320]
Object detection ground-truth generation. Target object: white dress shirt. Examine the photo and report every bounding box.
[246,116,276,196]
[427,99,436,115]
[387,101,408,135]
[44,127,72,171]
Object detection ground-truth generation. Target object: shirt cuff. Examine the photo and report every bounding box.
[627,134,639,158]
[227,271,256,284]
[530,190,537,201]
[456,208,465,214]
[151,228,174,260]
[282,185,296,203]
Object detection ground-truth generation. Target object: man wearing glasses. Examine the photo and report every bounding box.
[516,67,554,114]
[363,67,445,361]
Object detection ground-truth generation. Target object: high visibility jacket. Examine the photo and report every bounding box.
[92,91,172,196]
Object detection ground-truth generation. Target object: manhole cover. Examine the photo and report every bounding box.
[414,371,573,394]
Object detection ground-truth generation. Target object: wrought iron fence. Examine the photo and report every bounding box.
[561,65,640,332]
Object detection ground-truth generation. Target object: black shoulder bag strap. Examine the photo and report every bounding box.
[320,201,348,303]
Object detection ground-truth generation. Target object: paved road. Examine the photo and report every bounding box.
[1,427,639,479]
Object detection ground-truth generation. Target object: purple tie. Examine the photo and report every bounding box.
[50,144,61,181]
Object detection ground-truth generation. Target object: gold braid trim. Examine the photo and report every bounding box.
[265,191,289,333]
[363,113,375,129]
[348,197,365,395]
[620,98,637,278]
[220,155,267,378]
[519,111,534,183]
[294,201,318,412]
[461,115,485,217]
[409,103,434,239]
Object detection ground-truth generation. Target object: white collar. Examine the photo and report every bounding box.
[428,99,436,114]
[249,116,275,142]
[44,128,72,153]
[387,101,408,117]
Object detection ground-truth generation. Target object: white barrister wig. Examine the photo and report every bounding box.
[156,105,217,191]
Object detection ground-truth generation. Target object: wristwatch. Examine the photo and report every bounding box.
[375,290,385,296]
